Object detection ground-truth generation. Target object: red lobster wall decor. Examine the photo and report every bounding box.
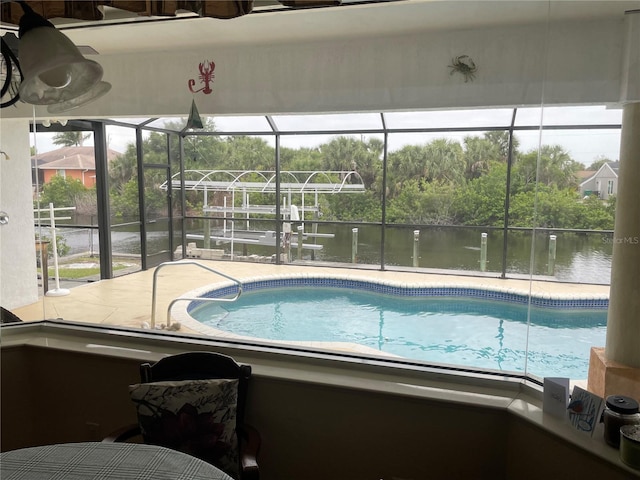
[188,60,216,94]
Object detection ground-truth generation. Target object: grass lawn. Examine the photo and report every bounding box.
[40,257,137,280]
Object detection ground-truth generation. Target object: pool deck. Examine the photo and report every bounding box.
[13,260,610,344]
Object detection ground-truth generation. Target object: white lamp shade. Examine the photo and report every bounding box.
[47,81,112,114]
[18,26,103,105]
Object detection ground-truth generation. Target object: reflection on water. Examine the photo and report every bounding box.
[316,225,613,285]
[51,219,613,285]
[555,251,611,284]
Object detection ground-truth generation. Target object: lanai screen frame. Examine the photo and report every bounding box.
[44,106,621,278]
[84,106,621,278]
[29,106,621,383]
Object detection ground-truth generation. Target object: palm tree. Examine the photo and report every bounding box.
[354,138,383,190]
[484,131,519,163]
[540,145,581,189]
[512,145,580,192]
[386,145,427,196]
[424,138,464,184]
[319,136,383,189]
[463,136,500,179]
[108,147,137,195]
[320,136,363,172]
[53,131,90,147]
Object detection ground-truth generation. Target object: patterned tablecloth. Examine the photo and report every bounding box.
[0,441,234,480]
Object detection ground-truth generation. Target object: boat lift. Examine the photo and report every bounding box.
[187,230,328,250]
[160,169,365,257]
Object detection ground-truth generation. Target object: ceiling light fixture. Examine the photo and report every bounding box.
[47,81,111,114]
[15,1,111,109]
[41,118,68,127]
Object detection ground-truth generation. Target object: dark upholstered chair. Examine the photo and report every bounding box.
[104,351,260,480]
[1,306,23,324]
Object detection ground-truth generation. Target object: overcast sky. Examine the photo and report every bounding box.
[32,106,623,167]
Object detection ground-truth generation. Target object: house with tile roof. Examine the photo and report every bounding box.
[579,162,619,200]
[32,146,122,189]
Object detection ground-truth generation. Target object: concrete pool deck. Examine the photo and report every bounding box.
[13,260,610,335]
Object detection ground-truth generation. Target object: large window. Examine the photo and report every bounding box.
[33,106,621,383]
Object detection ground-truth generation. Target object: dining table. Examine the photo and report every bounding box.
[0,441,234,479]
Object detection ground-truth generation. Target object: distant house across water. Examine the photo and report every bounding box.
[32,146,121,189]
[579,162,619,200]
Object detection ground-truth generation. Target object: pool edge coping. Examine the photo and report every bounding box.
[169,273,609,341]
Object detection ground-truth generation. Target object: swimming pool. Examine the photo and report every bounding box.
[180,276,608,380]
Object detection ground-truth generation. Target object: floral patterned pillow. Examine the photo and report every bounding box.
[129,378,239,479]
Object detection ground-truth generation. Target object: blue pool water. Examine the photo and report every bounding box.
[190,287,607,379]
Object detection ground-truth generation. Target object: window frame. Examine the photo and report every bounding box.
[38,106,622,384]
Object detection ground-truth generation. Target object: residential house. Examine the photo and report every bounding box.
[579,162,620,200]
[32,146,121,189]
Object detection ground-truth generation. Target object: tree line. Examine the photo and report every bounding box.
[41,123,616,231]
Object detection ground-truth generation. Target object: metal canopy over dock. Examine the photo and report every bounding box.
[160,170,366,194]
[162,169,366,256]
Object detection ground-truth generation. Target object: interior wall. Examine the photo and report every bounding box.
[0,120,38,310]
[505,417,632,480]
[1,18,627,120]
[249,377,506,480]
[82,18,631,115]
[1,344,636,480]
[0,347,38,449]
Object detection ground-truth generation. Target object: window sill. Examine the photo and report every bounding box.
[1,320,637,477]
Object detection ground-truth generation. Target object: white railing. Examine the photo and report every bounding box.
[151,260,242,328]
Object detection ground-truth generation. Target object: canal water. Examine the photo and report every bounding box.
[52,219,613,285]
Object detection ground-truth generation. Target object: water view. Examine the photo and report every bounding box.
[50,219,613,285]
